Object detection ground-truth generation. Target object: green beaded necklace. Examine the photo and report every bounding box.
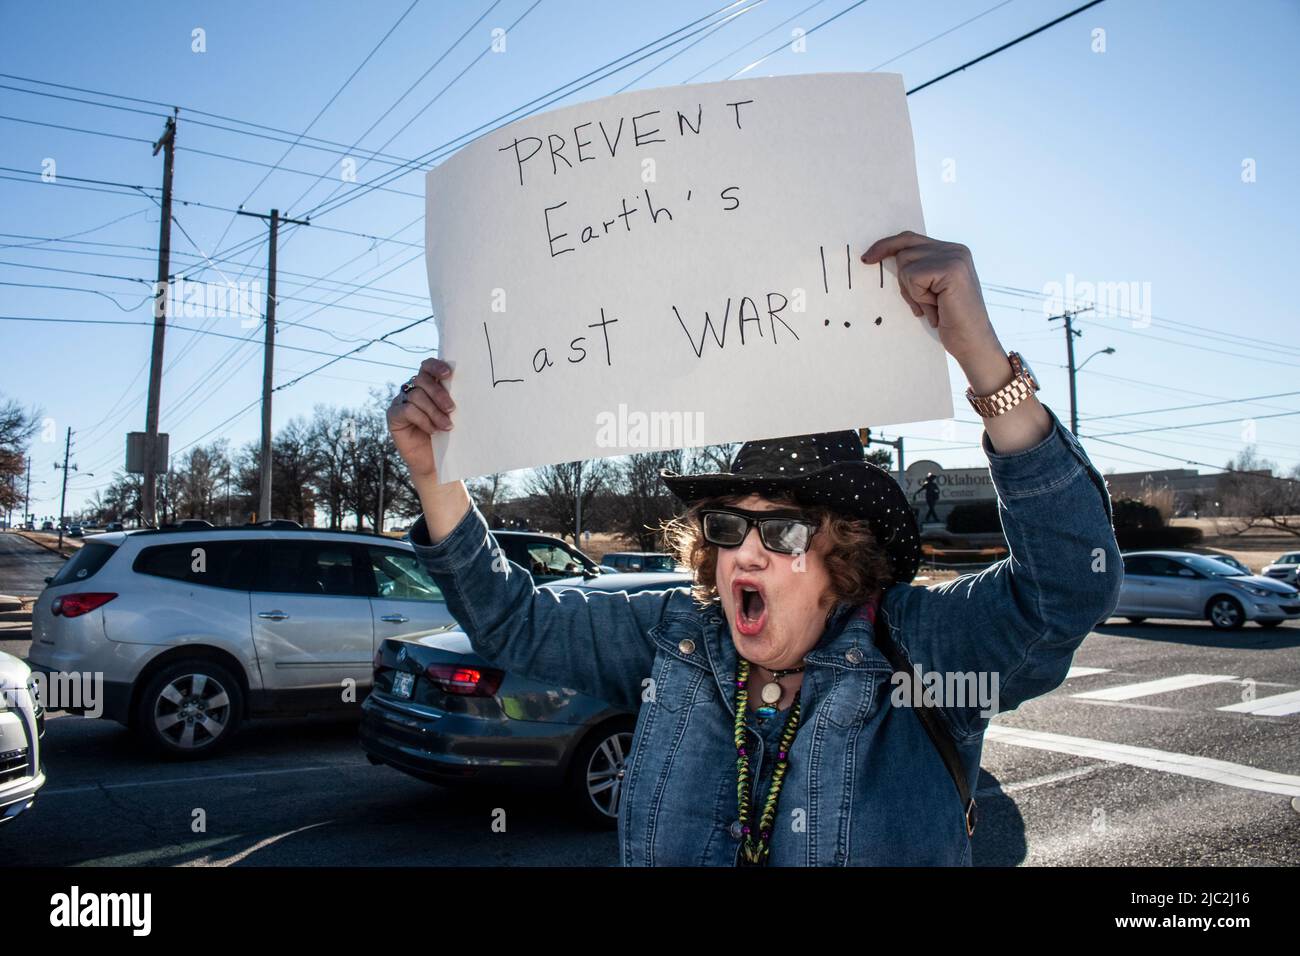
[733,657,802,866]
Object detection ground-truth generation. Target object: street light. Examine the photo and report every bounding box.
[1077,346,1116,372]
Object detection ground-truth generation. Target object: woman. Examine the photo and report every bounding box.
[387,231,1123,866]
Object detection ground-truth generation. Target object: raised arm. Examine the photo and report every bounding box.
[861,233,1123,740]
[387,358,676,711]
[405,500,674,711]
[888,400,1122,739]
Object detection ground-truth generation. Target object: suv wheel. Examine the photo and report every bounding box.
[566,720,634,828]
[135,660,243,758]
[1206,596,1245,631]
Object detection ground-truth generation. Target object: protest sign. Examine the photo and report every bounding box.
[424,71,952,482]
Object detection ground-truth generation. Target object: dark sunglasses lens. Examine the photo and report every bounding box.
[702,512,747,546]
[761,519,812,554]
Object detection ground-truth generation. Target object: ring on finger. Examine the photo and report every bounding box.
[400,376,418,393]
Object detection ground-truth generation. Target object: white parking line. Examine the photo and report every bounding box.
[1065,666,1112,679]
[985,725,1300,797]
[1071,673,1237,702]
[41,762,366,796]
[1218,689,1300,717]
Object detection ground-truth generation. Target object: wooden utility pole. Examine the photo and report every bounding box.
[237,207,308,523]
[54,428,75,549]
[1048,306,1093,437]
[142,110,178,528]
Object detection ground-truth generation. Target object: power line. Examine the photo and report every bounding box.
[206,0,423,254]
[300,0,763,220]
[907,0,1107,95]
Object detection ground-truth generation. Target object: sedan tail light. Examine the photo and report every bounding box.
[424,663,504,696]
[51,592,118,617]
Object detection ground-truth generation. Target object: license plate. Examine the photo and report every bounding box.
[391,671,414,698]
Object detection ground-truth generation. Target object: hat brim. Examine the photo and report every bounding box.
[660,460,921,584]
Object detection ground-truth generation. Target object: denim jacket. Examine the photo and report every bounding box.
[408,403,1123,866]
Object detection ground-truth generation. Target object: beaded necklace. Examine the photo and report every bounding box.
[733,657,801,866]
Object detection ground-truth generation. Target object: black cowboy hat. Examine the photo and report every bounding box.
[660,431,921,584]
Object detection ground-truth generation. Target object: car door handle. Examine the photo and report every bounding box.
[258,610,290,621]
[380,614,410,624]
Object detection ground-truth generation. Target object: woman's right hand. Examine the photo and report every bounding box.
[387,356,456,484]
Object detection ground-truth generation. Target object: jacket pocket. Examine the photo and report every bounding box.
[820,664,893,729]
[647,624,711,713]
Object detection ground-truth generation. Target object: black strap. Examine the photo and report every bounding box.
[870,608,978,837]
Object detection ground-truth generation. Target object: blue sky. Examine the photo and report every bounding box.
[2,0,1297,520]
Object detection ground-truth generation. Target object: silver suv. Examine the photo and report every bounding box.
[27,524,455,757]
[0,650,45,824]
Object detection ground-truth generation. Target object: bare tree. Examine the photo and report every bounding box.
[525,459,614,541]
[1219,446,1300,536]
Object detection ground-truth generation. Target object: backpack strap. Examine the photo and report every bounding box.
[862,596,978,837]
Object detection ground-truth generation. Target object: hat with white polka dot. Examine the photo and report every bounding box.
[659,430,921,583]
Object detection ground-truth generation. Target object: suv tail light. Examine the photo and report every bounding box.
[424,663,504,696]
[51,592,118,617]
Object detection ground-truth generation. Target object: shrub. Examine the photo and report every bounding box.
[945,501,1002,534]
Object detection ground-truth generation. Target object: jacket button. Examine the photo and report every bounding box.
[678,639,696,655]
[729,820,743,840]
[845,647,864,664]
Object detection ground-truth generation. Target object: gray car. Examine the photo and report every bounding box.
[0,650,45,825]
[360,571,692,825]
[1112,550,1300,629]
[1261,551,1300,587]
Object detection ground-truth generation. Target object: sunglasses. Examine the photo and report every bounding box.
[699,506,819,555]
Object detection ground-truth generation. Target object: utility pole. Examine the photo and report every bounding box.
[1048,306,1094,436]
[142,110,178,529]
[23,456,31,528]
[574,461,583,544]
[237,208,309,523]
[54,428,76,550]
[377,451,385,534]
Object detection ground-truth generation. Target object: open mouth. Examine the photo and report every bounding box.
[733,580,768,636]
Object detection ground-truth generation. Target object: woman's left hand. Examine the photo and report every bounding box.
[861,231,1002,365]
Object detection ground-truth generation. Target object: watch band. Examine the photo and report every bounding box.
[965,351,1039,418]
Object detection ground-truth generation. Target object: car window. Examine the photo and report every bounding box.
[524,542,585,577]
[1149,557,1194,577]
[264,541,362,596]
[1123,555,1155,576]
[368,547,444,602]
[134,540,260,590]
[50,541,118,585]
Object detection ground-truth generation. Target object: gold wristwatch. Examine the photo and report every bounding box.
[965,351,1039,418]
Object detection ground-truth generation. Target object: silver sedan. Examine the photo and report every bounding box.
[1112,550,1300,629]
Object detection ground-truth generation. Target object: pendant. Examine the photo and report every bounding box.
[755,705,777,719]
[760,682,782,705]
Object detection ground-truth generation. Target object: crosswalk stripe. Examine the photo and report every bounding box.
[1218,689,1300,716]
[985,725,1300,797]
[1065,666,1111,679]
[1071,673,1237,701]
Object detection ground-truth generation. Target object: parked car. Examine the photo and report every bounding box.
[1111,550,1300,629]
[1261,551,1300,587]
[488,530,603,584]
[360,571,692,826]
[0,650,45,825]
[26,524,456,757]
[602,551,680,573]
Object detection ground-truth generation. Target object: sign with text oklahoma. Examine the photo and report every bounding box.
[424,72,952,482]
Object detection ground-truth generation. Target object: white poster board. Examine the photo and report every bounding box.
[424,72,952,482]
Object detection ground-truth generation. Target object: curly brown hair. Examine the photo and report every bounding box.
[659,492,894,608]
